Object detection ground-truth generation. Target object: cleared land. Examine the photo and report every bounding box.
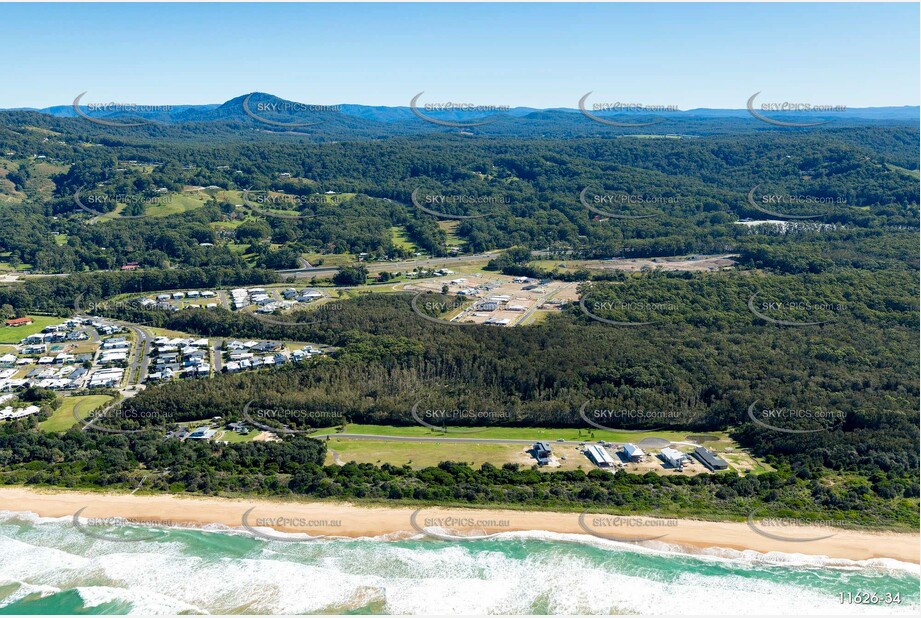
[39,395,113,432]
[314,423,765,475]
[530,254,737,274]
[0,316,64,343]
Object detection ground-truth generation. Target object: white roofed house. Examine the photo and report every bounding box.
[622,443,645,462]
[660,447,688,470]
[0,354,16,368]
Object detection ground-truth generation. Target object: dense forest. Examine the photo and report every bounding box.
[1,109,917,273]
[0,104,916,528]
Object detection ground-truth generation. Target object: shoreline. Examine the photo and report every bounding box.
[1,487,918,565]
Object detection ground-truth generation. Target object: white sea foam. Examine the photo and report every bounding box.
[76,585,206,615]
[1,511,917,615]
[0,582,61,609]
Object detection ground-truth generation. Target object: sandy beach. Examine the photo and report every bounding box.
[1,486,917,563]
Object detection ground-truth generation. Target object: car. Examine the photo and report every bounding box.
[556,438,565,442]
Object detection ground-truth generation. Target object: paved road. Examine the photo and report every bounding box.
[118,321,153,385]
[211,339,224,373]
[515,281,577,326]
[74,326,100,343]
[312,432,590,447]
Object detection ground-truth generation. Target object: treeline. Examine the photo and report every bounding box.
[0,428,915,528]
[0,266,278,314]
[2,119,918,272]
[91,267,919,486]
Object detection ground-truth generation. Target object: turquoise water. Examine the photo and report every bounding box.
[0,511,917,614]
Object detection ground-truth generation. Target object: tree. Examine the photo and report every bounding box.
[333,265,368,286]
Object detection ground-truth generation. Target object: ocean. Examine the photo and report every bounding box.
[0,510,917,615]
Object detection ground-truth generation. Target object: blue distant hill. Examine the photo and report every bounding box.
[8,93,917,125]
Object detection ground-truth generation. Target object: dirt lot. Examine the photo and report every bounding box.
[404,273,578,326]
[534,254,737,273]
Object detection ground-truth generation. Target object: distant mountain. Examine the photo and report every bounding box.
[0,93,915,143]
[9,94,917,125]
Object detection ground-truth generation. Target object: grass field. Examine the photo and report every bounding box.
[96,192,208,221]
[214,429,260,443]
[39,395,113,432]
[302,252,355,267]
[339,423,711,444]
[0,315,65,343]
[437,221,464,247]
[389,226,419,252]
[886,163,921,180]
[325,438,529,469]
[148,326,199,339]
[315,423,765,473]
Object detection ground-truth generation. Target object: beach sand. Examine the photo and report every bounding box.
[1,487,917,563]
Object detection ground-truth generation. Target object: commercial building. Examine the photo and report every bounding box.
[585,444,617,468]
[691,446,729,471]
[660,447,688,469]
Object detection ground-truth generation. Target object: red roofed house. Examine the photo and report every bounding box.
[5,317,33,327]
[121,262,140,271]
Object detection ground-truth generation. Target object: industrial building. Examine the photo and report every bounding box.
[585,444,617,468]
[660,447,688,469]
[691,446,729,471]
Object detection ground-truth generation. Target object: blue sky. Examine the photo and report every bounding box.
[2,2,918,109]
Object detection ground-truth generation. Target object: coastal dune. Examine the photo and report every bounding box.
[1,487,917,564]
